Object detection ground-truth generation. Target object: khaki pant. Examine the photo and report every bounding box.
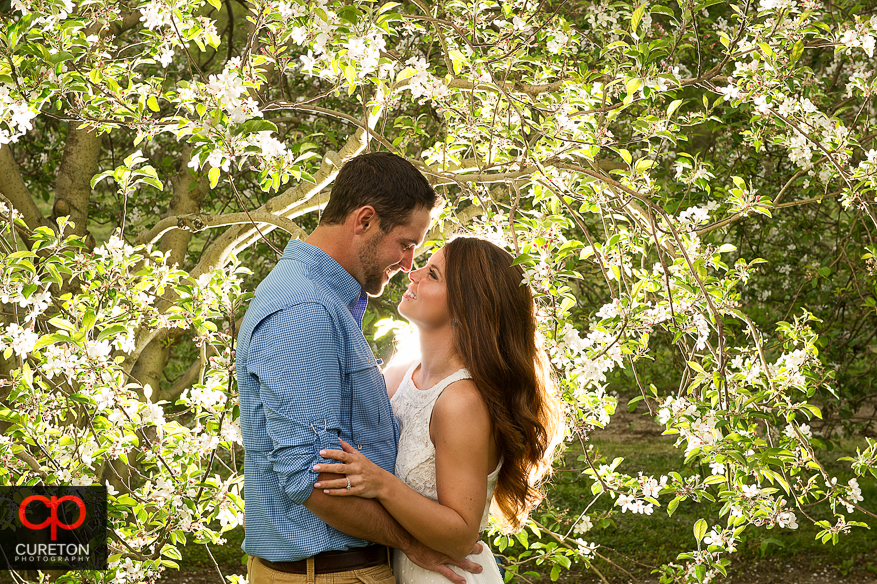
[247,555,395,584]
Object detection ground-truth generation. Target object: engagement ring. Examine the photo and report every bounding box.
[345,477,352,490]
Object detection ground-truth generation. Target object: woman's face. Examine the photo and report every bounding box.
[398,247,452,330]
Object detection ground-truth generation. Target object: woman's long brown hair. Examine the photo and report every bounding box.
[444,236,562,532]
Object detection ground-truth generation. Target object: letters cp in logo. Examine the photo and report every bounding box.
[19,495,86,541]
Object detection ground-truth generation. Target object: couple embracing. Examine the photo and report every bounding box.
[236,153,562,584]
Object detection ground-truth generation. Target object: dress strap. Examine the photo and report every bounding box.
[431,368,472,393]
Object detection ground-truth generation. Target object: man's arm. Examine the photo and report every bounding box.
[305,480,482,584]
[248,306,480,583]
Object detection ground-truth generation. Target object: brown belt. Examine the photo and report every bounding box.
[258,545,389,574]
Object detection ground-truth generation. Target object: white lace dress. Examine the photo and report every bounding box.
[389,362,504,584]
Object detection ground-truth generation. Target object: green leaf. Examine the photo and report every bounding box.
[81,310,96,333]
[233,119,279,136]
[693,518,708,542]
[147,96,160,112]
[790,39,804,65]
[33,333,70,351]
[142,176,164,191]
[205,0,221,9]
[631,4,646,31]
[49,317,76,332]
[667,99,683,117]
[97,325,128,342]
[625,77,642,96]
[208,166,221,189]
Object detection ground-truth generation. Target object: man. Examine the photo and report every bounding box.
[236,152,481,584]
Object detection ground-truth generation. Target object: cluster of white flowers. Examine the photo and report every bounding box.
[784,422,812,440]
[41,343,84,379]
[640,473,668,498]
[217,504,243,529]
[0,86,38,146]
[657,396,721,455]
[838,18,877,58]
[546,29,569,54]
[776,509,799,529]
[276,0,306,20]
[595,299,622,320]
[0,282,52,322]
[674,159,716,185]
[221,418,243,445]
[493,16,531,32]
[1,322,39,357]
[742,483,762,498]
[657,395,696,425]
[771,348,808,387]
[557,324,624,388]
[204,60,261,124]
[250,131,290,161]
[686,411,720,454]
[140,2,172,29]
[584,1,620,38]
[842,478,864,513]
[704,526,739,554]
[677,203,716,227]
[692,312,710,350]
[572,514,593,534]
[140,402,166,426]
[641,302,672,328]
[107,401,139,424]
[617,493,654,514]
[185,377,228,410]
[730,354,765,386]
[709,460,726,475]
[345,33,386,76]
[758,0,797,12]
[95,231,137,264]
[404,57,451,101]
[574,538,598,557]
[0,201,22,221]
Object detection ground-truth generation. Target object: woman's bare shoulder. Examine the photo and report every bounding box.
[432,379,489,425]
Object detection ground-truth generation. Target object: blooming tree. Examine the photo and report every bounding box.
[1,0,876,582]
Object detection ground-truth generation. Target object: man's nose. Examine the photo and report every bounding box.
[399,248,415,272]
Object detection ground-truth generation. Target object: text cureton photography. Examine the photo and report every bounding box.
[0,486,107,570]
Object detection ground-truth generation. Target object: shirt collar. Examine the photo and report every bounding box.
[282,239,368,324]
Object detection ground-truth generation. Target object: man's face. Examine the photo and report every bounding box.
[358,207,432,296]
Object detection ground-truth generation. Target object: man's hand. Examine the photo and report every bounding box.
[402,540,484,584]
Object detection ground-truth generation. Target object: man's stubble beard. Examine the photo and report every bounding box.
[358,230,387,296]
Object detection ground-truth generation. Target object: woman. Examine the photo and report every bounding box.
[313,236,562,583]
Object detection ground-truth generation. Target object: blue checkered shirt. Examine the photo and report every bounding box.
[236,240,399,561]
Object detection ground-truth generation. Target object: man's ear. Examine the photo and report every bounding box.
[351,206,378,236]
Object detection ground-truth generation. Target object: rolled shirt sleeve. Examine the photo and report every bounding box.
[247,303,344,505]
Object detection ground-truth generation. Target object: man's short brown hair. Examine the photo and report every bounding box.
[320,152,439,233]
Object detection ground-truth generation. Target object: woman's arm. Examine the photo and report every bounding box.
[315,380,494,561]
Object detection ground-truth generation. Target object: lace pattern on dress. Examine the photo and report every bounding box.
[390,361,502,530]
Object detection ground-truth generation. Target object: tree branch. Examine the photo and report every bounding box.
[160,147,210,267]
[0,146,53,232]
[53,127,101,238]
[137,211,308,247]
